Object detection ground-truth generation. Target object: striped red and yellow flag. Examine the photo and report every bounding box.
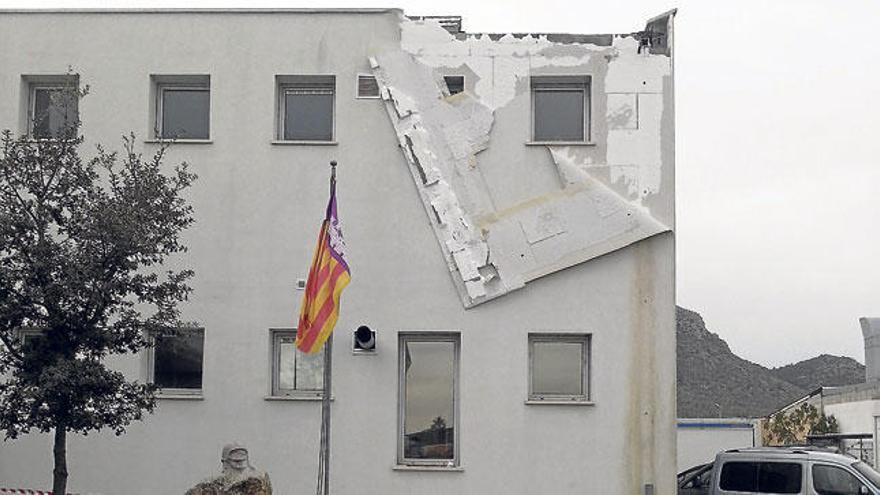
[296,173,351,354]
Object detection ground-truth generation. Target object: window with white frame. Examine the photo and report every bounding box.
[443,75,465,96]
[148,328,205,395]
[356,75,380,99]
[398,333,460,466]
[528,333,590,402]
[153,75,210,140]
[277,75,335,142]
[25,75,79,139]
[270,329,324,398]
[530,76,590,142]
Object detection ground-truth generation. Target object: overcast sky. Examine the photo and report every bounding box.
[4,0,877,368]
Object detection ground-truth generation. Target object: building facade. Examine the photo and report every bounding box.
[677,418,759,472]
[0,9,677,494]
[762,319,880,468]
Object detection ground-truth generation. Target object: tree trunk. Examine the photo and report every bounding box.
[52,425,67,495]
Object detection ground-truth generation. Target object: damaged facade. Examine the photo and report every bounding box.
[0,9,677,494]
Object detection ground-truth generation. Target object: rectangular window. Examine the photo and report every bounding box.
[398,333,459,466]
[270,329,324,397]
[531,76,590,142]
[356,75,380,99]
[16,327,44,354]
[813,464,866,494]
[153,75,210,140]
[26,75,79,139]
[443,75,465,96]
[149,328,205,394]
[277,75,335,141]
[719,462,802,494]
[528,333,590,402]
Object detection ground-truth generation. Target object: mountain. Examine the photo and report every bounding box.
[676,307,805,418]
[676,306,865,418]
[771,354,865,391]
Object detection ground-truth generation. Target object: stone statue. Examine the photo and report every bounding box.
[185,443,272,495]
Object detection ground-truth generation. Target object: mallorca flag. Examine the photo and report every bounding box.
[295,172,351,353]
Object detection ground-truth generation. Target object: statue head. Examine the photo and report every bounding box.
[220,443,251,474]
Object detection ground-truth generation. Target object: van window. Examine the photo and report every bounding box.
[853,461,880,489]
[813,464,865,495]
[719,462,802,493]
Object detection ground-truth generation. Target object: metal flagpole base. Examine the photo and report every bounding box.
[316,334,333,495]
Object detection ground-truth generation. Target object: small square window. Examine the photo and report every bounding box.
[270,329,325,397]
[528,333,590,402]
[148,328,205,395]
[398,333,460,466]
[25,75,79,139]
[443,75,465,96]
[16,327,44,351]
[152,75,210,140]
[277,75,335,141]
[531,76,590,142]
[356,75,380,99]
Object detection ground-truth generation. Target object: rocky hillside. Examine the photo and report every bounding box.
[676,306,865,418]
[771,354,865,391]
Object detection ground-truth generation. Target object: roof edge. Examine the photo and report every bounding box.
[0,8,402,14]
[646,8,678,25]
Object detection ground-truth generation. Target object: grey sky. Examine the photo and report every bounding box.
[6,0,877,368]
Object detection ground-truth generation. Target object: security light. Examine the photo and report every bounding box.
[353,325,376,353]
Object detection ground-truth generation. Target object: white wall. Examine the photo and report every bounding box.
[0,10,676,495]
[825,400,880,434]
[677,420,756,472]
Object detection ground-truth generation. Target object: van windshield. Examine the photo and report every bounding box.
[853,462,880,489]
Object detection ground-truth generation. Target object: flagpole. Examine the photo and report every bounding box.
[317,333,332,495]
[316,160,337,495]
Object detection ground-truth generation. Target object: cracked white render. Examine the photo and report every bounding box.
[371,17,672,308]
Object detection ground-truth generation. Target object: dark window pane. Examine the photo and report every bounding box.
[813,465,863,495]
[22,332,43,348]
[533,89,585,141]
[403,340,455,460]
[21,332,45,359]
[721,462,802,493]
[33,88,77,139]
[161,89,210,139]
[532,341,584,396]
[759,462,801,493]
[154,329,204,389]
[357,75,380,98]
[720,462,759,492]
[444,75,464,95]
[284,91,333,141]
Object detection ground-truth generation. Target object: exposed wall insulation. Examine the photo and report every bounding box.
[372,16,673,308]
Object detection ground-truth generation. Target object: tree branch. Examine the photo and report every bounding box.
[0,166,40,229]
[0,331,24,363]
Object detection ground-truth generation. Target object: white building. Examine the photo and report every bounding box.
[0,9,677,494]
[677,419,759,472]
[762,318,880,468]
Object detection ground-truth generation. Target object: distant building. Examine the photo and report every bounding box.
[677,418,759,471]
[0,9,677,494]
[762,318,880,468]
